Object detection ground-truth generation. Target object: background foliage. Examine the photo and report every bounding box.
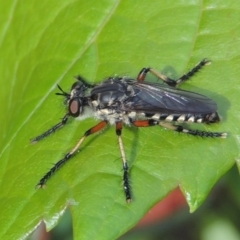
[0,1,239,239]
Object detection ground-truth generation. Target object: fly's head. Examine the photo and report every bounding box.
[56,76,93,118]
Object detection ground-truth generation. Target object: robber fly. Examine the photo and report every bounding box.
[31,59,226,203]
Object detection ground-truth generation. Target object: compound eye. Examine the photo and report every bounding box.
[69,98,82,117]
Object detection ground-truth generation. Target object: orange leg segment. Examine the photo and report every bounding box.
[132,119,157,127]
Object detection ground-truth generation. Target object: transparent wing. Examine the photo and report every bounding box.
[122,80,217,114]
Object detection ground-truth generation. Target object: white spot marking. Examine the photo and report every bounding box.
[100,109,110,115]
[92,100,98,107]
[166,115,174,122]
[152,114,160,120]
[128,112,136,118]
[188,116,195,123]
[177,115,186,122]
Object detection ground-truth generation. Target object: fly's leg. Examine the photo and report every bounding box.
[31,114,69,143]
[36,121,108,188]
[137,59,210,87]
[132,120,227,138]
[159,122,227,138]
[172,59,210,86]
[116,122,131,203]
[75,75,96,88]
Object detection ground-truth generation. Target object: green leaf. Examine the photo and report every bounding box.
[0,0,239,239]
